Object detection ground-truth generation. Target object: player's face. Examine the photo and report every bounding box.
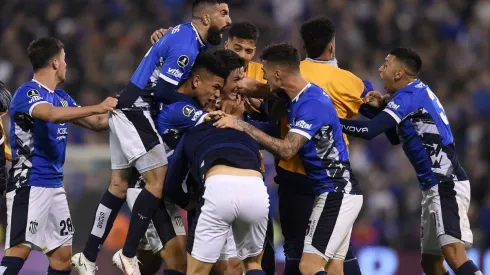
[54,49,67,84]
[208,4,232,45]
[379,54,401,94]
[221,67,245,98]
[225,38,256,67]
[261,61,280,91]
[195,74,224,108]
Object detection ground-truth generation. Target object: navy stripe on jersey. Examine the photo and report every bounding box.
[288,83,359,195]
[8,113,35,191]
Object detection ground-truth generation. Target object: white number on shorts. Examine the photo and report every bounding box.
[60,218,73,236]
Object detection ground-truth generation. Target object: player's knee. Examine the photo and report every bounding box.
[227,258,243,275]
[242,253,263,273]
[109,173,129,198]
[47,247,72,271]
[421,254,446,275]
[299,259,316,275]
[440,242,468,270]
[160,236,187,272]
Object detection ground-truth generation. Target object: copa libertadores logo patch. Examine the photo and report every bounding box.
[178,55,190,68]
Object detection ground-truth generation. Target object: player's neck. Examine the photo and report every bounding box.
[178,81,195,97]
[395,77,417,91]
[191,21,209,43]
[314,51,335,61]
[32,72,59,91]
[282,75,309,100]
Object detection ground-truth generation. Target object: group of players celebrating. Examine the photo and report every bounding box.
[0,0,483,275]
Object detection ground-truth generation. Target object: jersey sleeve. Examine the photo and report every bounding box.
[156,102,207,135]
[14,88,48,116]
[65,94,80,107]
[289,101,325,140]
[157,34,194,86]
[382,92,412,124]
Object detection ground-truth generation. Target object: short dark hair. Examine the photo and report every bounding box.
[228,22,259,42]
[0,81,12,113]
[27,37,64,72]
[191,52,230,80]
[192,0,228,13]
[300,17,335,59]
[260,43,300,68]
[389,47,422,76]
[213,50,245,73]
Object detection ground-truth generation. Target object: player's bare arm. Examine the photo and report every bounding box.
[150,27,173,44]
[31,97,117,124]
[213,113,307,160]
[73,113,109,132]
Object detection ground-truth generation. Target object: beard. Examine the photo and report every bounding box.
[207,25,223,46]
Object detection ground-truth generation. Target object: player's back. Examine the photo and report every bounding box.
[183,122,261,185]
[8,80,77,191]
[383,79,468,189]
[300,58,365,119]
[118,23,208,109]
[288,83,359,195]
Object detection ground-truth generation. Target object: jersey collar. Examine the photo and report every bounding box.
[31,79,54,93]
[191,23,206,48]
[305,58,339,68]
[292,83,311,102]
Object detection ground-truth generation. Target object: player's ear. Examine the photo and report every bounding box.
[192,74,201,89]
[224,40,229,49]
[52,57,59,70]
[202,13,211,26]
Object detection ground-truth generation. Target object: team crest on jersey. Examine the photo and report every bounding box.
[183,105,195,117]
[177,55,190,68]
[27,89,40,98]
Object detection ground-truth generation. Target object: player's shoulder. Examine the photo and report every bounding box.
[160,23,197,47]
[394,79,426,99]
[162,101,200,117]
[296,84,330,108]
[12,81,45,102]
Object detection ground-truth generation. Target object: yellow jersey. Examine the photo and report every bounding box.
[278,58,365,175]
[245,61,266,84]
[0,120,11,162]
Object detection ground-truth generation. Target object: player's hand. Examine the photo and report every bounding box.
[150,27,172,44]
[363,91,385,108]
[206,110,226,121]
[213,114,244,131]
[95,97,118,113]
[221,94,245,118]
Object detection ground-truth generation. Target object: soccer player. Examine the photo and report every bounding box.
[213,43,363,275]
[0,37,117,275]
[276,18,372,275]
[339,47,481,275]
[71,1,231,274]
[166,115,269,275]
[124,52,230,275]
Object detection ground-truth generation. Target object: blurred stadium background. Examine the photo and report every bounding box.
[1,0,490,274]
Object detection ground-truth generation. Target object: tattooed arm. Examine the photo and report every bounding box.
[213,114,308,160]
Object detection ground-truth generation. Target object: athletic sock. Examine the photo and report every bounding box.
[83,190,125,262]
[0,256,25,275]
[122,188,160,258]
